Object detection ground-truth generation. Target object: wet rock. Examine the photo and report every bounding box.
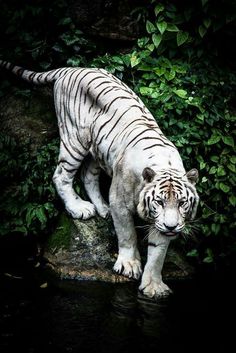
[43,213,195,283]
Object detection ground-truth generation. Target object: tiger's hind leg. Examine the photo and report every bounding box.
[81,156,110,219]
[53,141,96,220]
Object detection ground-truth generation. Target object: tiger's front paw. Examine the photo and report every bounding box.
[66,200,96,220]
[96,203,110,219]
[113,256,142,280]
[139,277,172,299]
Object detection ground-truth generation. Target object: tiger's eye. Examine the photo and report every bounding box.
[157,200,164,207]
[179,201,185,207]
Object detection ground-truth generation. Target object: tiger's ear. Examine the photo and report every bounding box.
[186,168,199,185]
[142,167,155,183]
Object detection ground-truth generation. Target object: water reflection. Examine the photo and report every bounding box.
[1,277,235,353]
[99,283,172,353]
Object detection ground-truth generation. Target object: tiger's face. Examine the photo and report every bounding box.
[137,167,199,237]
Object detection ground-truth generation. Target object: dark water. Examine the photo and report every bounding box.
[0,269,235,353]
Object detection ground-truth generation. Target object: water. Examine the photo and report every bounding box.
[0,269,235,353]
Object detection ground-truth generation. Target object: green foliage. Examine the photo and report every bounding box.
[0,135,60,236]
[0,0,96,69]
[134,0,236,60]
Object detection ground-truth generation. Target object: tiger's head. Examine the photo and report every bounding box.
[137,167,199,238]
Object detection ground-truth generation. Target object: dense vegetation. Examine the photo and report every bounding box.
[0,0,235,271]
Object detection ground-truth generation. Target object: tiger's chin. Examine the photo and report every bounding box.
[160,231,179,239]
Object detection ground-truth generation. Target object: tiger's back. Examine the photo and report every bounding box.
[53,67,181,176]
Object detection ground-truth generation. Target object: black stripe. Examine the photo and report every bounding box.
[93,109,118,142]
[143,143,165,150]
[49,68,64,81]
[125,128,156,149]
[61,139,83,162]
[29,72,37,81]
[105,107,131,139]
[148,242,157,247]
[63,166,79,173]
[94,80,112,90]
[95,85,114,105]
[87,75,108,87]
[132,136,165,148]
[58,158,76,167]
[104,96,132,115]
[73,70,99,113]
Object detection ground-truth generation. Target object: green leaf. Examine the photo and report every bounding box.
[154,67,165,76]
[146,20,156,34]
[200,161,206,170]
[140,87,153,96]
[210,156,219,163]
[230,156,236,164]
[222,135,234,147]
[154,4,164,16]
[229,195,236,207]
[219,182,230,193]
[164,69,176,81]
[227,163,236,172]
[203,248,214,263]
[156,21,167,35]
[177,31,189,46]
[217,166,226,176]
[174,89,187,98]
[198,25,207,38]
[167,24,179,32]
[203,18,211,28]
[152,33,162,48]
[207,134,221,145]
[112,56,124,64]
[36,207,47,225]
[187,249,198,257]
[209,166,217,174]
[137,37,149,48]
[130,54,141,68]
[147,44,155,52]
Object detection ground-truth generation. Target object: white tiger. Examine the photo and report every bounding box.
[0,60,199,298]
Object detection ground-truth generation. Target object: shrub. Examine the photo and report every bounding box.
[0,135,60,236]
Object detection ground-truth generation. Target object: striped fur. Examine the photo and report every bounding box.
[0,60,199,298]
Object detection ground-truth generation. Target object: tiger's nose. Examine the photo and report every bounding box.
[164,223,178,231]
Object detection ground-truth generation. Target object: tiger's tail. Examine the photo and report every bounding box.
[0,60,65,85]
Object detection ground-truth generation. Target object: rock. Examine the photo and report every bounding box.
[43,213,130,282]
[0,87,57,149]
[43,213,195,282]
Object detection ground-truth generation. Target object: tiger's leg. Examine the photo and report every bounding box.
[81,156,110,219]
[53,141,96,220]
[139,233,172,298]
[109,177,142,280]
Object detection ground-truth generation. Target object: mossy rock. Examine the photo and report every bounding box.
[43,213,194,283]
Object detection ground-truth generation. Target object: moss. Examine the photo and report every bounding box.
[46,213,76,251]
